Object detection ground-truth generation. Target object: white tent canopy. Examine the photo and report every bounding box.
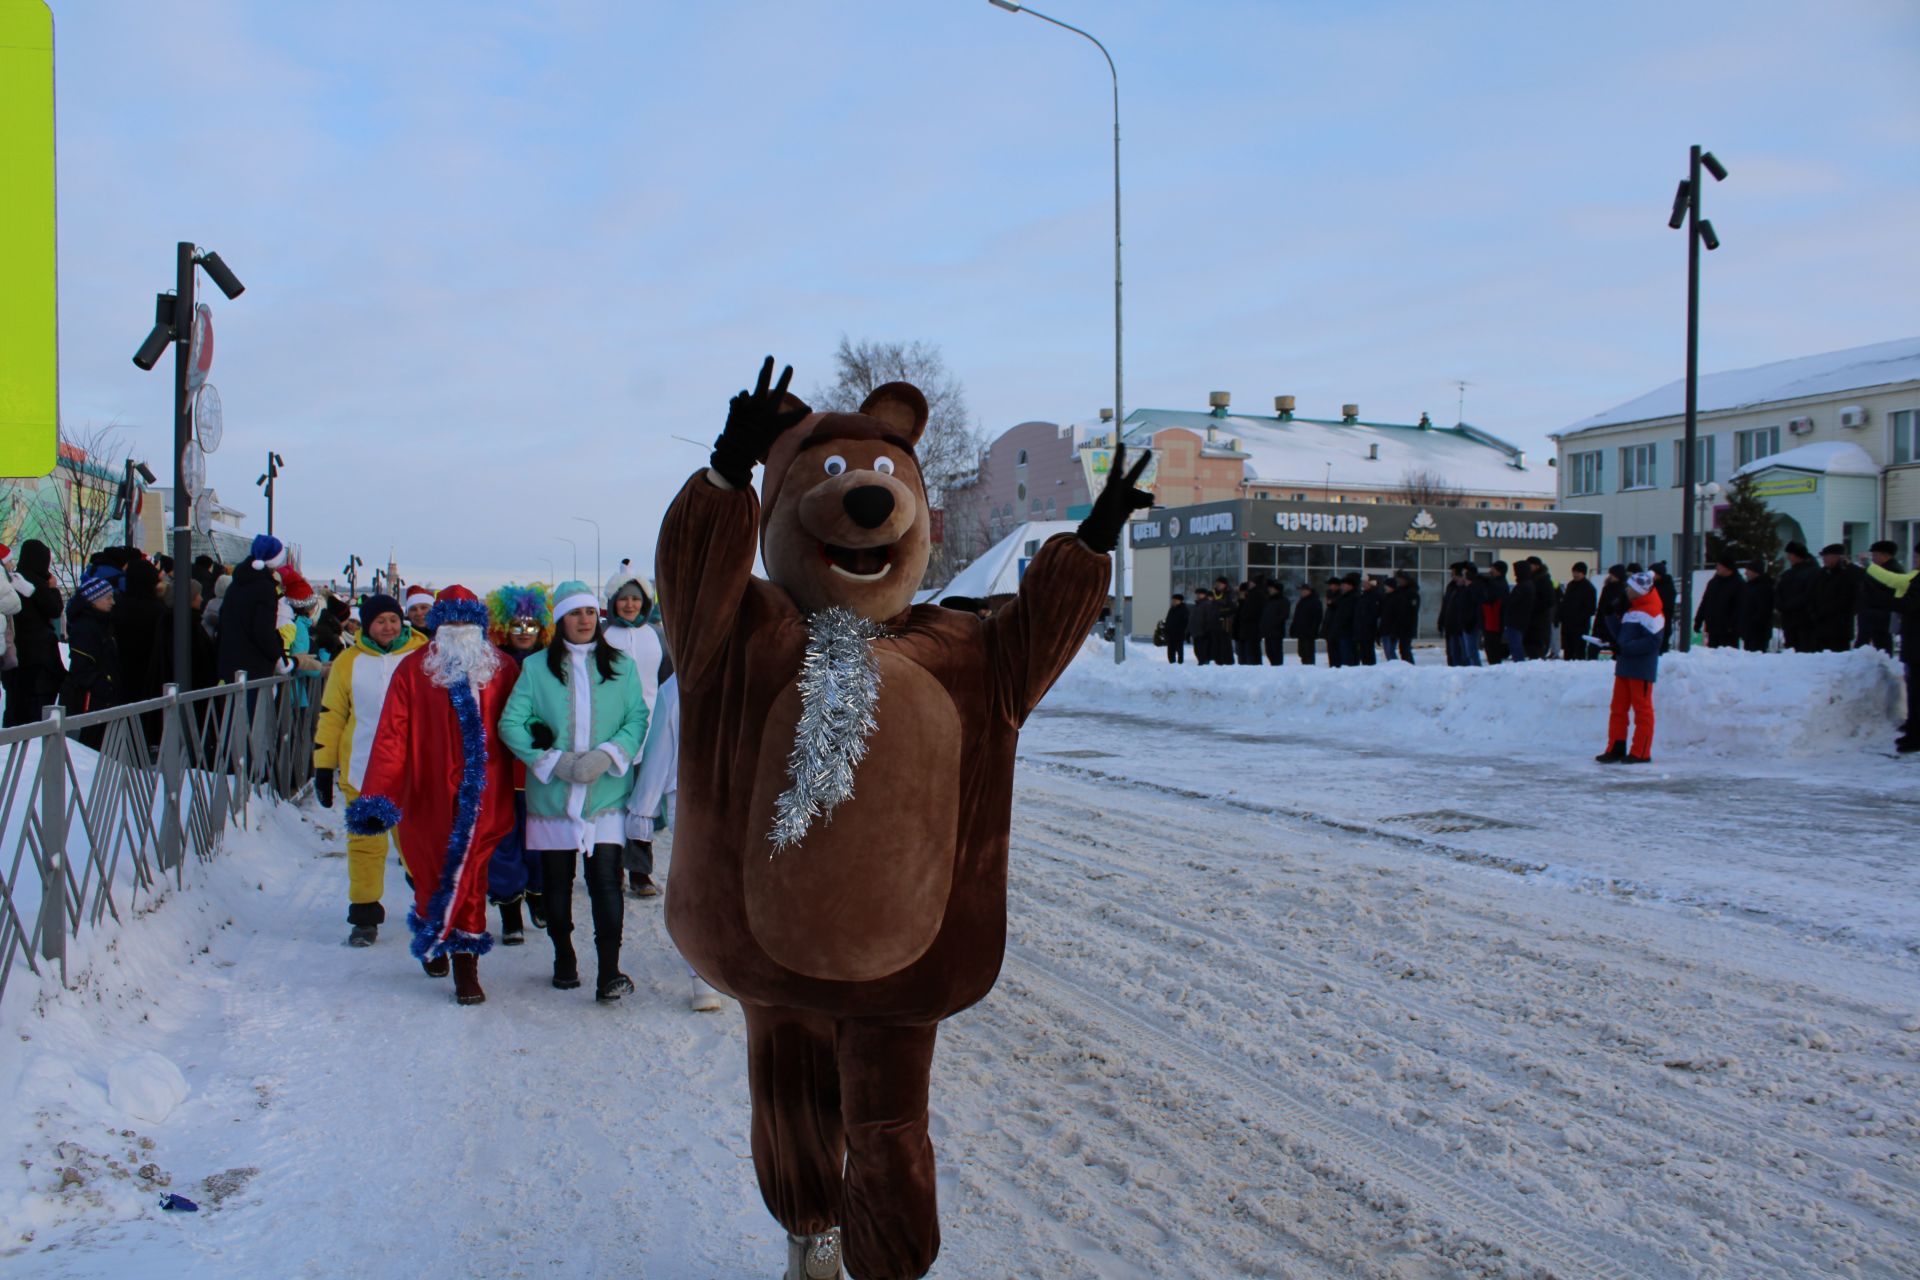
[917,521,1126,605]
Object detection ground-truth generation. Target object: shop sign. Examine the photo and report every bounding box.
[1275,510,1370,534]
[1130,518,1165,543]
[1750,475,1817,497]
[1474,519,1560,541]
[1406,508,1441,543]
[1187,511,1235,536]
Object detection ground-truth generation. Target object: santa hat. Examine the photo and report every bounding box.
[551,579,600,620]
[404,585,436,612]
[249,533,288,571]
[424,583,489,631]
[278,566,318,609]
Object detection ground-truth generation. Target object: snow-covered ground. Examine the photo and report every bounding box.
[2,649,1916,1278]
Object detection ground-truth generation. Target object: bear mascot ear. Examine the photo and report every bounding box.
[858,382,929,448]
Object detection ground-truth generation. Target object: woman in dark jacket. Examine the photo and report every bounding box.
[216,536,289,682]
[2,539,65,727]
[61,574,121,749]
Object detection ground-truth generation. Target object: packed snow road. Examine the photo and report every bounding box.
[4,702,1917,1278]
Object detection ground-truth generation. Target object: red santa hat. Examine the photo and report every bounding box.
[278,566,318,609]
[425,583,489,631]
[404,585,436,611]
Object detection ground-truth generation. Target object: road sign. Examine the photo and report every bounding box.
[192,491,214,535]
[187,303,214,390]
[181,442,205,495]
[0,1,57,478]
[193,383,224,452]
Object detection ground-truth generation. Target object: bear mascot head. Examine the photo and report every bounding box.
[756,381,932,623]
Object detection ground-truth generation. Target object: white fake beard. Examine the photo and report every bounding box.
[424,623,501,691]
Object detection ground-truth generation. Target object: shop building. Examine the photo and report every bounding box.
[1128,498,1601,635]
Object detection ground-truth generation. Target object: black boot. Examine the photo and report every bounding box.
[1594,740,1628,764]
[499,898,525,946]
[541,850,581,988]
[452,953,486,1005]
[422,954,450,979]
[596,972,635,1002]
[347,924,377,947]
[586,844,627,999]
[525,892,547,931]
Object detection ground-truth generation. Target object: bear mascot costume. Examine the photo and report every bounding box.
[657,358,1150,1279]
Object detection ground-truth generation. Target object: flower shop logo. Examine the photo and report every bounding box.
[1406,508,1441,543]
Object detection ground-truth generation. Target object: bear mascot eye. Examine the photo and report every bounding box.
[823,455,847,477]
[874,457,896,476]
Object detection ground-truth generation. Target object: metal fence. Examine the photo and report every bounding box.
[0,671,325,1004]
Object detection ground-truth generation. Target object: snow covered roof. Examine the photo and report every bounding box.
[919,520,1126,604]
[1732,441,1878,480]
[1560,337,1920,436]
[1105,408,1548,498]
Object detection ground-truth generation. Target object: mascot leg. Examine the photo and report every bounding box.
[836,1020,941,1280]
[745,1003,845,1241]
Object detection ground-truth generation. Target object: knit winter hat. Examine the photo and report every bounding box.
[551,579,599,619]
[77,574,116,605]
[1626,571,1656,598]
[249,534,288,571]
[359,593,403,629]
[424,584,488,631]
[213,574,231,599]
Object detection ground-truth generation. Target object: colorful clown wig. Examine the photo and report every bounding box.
[486,582,554,648]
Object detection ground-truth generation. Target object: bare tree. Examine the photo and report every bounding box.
[1395,467,1464,508]
[33,423,130,592]
[811,336,985,581]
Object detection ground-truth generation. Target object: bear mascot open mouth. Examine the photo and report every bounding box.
[656,355,1148,1280]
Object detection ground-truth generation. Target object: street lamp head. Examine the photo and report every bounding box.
[134,461,158,484]
[1667,179,1690,230]
[987,0,1023,9]
[271,452,285,468]
[1698,218,1720,251]
[196,250,246,300]
[1701,151,1728,182]
[256,473,269,487]
[132,323,172,371]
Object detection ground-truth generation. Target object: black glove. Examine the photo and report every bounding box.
[528,721,555,752]
[709,356,812,488]
[314,768,334,809]
[1076,442,1154,553]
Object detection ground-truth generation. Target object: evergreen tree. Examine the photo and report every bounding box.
[1706,471,1783,569]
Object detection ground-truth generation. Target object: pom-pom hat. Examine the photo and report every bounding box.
[249,533,288,571]
[424,584,489,632]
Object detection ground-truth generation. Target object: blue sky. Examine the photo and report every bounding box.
[45,0,1920,587]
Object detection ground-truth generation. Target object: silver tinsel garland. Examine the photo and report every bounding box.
[769,607,888,853]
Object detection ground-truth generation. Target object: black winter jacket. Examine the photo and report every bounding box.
[1810,564,1858,645]
[60,596,119,715]
[1738,574,1775,646]
[216,561,286,682]
[1693,573,1744,638]
[1162,602,1189,646]
[1559,577,1597,635]
[1775,560,1819,625]
[1289,594,1323,640]
[1258,594,1290,640]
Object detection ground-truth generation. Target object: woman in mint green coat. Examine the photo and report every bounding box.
[498,581,650,1002]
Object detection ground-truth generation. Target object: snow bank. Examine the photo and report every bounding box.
[1048,645,1906,759]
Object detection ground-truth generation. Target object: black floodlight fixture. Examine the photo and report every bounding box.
[1701,151,1728,182]
[1667,179,1690,230]
[197,249,245,300]
[1698,219,1720,251]
[134,461,158,484]
[133,324,171,370]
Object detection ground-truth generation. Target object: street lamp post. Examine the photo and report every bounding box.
[256,451,285,537]
[572,516,602,596]
[121,459,156,551]
[553,536,578,582]
[988,0,1128,662]
[537,556,556,585]
[1667,145,1728,653]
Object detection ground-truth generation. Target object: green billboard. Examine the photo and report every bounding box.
[0,0,57,478]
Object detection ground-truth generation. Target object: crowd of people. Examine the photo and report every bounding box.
[0,532,716,1011]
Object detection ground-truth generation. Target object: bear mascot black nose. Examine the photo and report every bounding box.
[843,485,896,530]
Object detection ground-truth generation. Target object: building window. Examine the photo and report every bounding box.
[1016,449,1028,466]
[1619,444,1657,491]
[1510,502,1524,509]
[1291,492,1307,501]
[1566,450,1602,496]
[1891,520,1918,561]
[1672,436,1715,486]
[1893,409,1920,465]
[1735,426,1780,468]
[1476,500,1491,509]
[1619,534,1657,565]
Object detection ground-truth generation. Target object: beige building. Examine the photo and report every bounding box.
[1551,337,1920,565]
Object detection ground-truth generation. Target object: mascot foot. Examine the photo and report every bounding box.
[690,977,723,1013]
[786,1228,843,1280]
[452,954,486,1006]
[422,955,450,979]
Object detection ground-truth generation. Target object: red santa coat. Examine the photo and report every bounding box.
[348,647,520,958]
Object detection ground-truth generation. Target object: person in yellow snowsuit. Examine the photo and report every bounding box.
[313,593,426,946]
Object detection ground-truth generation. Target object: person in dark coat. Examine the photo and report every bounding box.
[1524,557,1557,659]
[1595,564,1630,646]
[1559,562,1598,659]
[216,535,290,682]
[1692,556,1745,648]
[1258,580,1289,665]
[1774,543,1819,652]
[1811,544,1859,653]
[1442,564,1482,667]
[1478,563,1509,663]
[1504,562,1535,662]
[1738,561,1776,652]
[311,594,351,662]
[1857,540,1901,655]
[60,574,121,749]
[1649,561,1678,651]
[1380,572,1417,663]
[1189,588,1220,666]
[1324,580,1355,667]
[1234,583,1264,665]
[111,556,168,744]
[1350,575,1382,667]
[2,539,66,727]
[154,575,220,694]
[1161,593,1189,664]
[1290,582,1322,665]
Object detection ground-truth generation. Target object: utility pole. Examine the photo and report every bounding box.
[1668,146,1728,652]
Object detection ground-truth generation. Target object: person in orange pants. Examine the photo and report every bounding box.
[1596,570,1663,764]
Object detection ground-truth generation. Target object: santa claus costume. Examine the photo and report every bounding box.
[346,585,521,1004]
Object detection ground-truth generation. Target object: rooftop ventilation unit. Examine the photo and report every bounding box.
[1098,407,1114,422]
[1208,390,1232,418]
[1274,395,1296,421]
[1367,443,1380,461]
[1341,403,1360,424]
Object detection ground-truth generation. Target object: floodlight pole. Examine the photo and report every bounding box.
[1678,148,1701,651]
[171,242,195,694]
